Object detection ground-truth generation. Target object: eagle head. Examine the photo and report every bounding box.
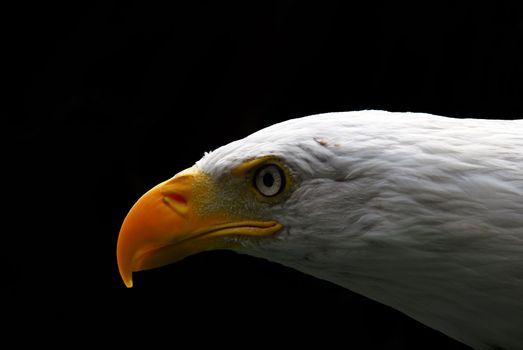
[117,110,523,350]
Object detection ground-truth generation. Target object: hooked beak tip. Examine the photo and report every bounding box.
[117,248,134,288]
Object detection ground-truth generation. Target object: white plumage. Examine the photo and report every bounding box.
[196,111,523,350]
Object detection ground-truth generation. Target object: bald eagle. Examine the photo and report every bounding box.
[117,110,523,350]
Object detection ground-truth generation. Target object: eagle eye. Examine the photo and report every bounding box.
[254,164,285,197]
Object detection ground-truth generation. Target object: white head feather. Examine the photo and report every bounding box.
[196,110,523,350]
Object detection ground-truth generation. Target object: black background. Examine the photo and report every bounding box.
[4,1,522,347]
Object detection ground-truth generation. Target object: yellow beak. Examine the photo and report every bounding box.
[116,167,282,288]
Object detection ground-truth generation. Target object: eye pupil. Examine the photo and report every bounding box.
[263,173,274,187]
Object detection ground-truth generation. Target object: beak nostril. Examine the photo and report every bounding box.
[164,192,187,204]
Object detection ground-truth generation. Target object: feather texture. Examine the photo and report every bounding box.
[196,111,523,349]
